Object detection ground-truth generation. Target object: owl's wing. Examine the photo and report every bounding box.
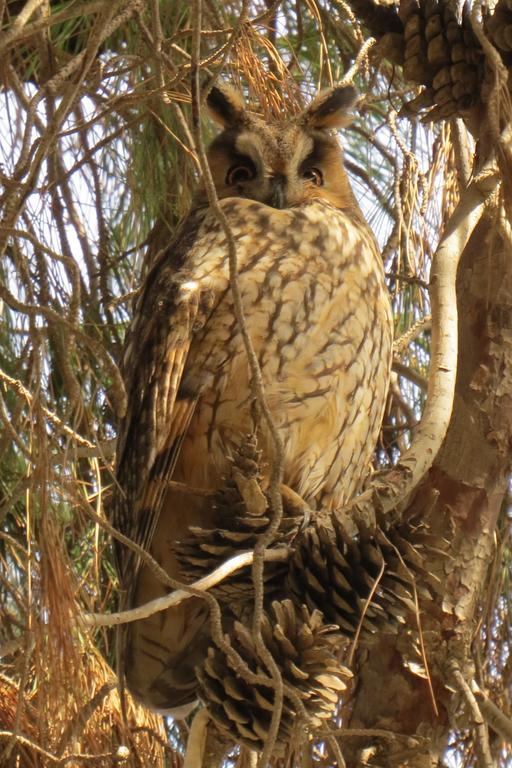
[112,208,217,586]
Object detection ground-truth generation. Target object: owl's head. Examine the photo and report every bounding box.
[201,81,358,211]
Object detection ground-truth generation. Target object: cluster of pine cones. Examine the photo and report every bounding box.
[174,435,440,751]
[351,0,512,121]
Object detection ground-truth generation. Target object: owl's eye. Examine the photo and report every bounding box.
[226,163,255,185]
[302,167,324,186]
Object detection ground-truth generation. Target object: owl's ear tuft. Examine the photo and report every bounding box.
[206,82,247,128]
[302,85,357,129]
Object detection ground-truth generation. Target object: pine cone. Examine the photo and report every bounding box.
[197,600,351,752]
[486,0,512,62]
[371,0,485,120]
[400,0,483,120]
[286,516,441,638]
[351,0,512,119]
[174,436,302,606]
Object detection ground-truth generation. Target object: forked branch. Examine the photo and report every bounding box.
[376,158,500,517]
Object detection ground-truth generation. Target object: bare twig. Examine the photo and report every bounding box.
[326,734,347,768]
[0,285,126,416]
[0,0,46,52]
[0,1,106,55]
[393,315,432,355]
[56,682,117,756]
[0,731,127,765]
[70,490,278,692]
[0,367,95,448]
[84,548,289,627]
[471,682,512,743]
[392,360,428,393]
[412,582,438,717]
[341,36,375,85]
[448,661,494,768]
[348,556,385,667]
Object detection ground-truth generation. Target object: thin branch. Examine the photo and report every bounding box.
[0,393,33,460]
[412,582,438,717]
[0,0,46,52]
[326,734,347,768]
[341,36,375,85]
[0,367,95,449]
[392,315,432,355]
[392,360,428,393]
[84,548,289,627]
[344,158,394,218]
[0,731,126,765]
[72,490,277,691]
[348,556,385,667]
[0,285,126,417]
[0,1,106,55]
[167,480,216,497]
[448,661,494,768]
[319,726,414,742]
[183,709,210,768]
[56,682,117,756]
[471,682,512,743]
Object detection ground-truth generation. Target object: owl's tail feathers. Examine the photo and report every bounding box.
[122,593,211,715]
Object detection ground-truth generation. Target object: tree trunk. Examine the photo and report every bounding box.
[345,210,512,766]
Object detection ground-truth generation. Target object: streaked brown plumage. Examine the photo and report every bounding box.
[113,82,393,715]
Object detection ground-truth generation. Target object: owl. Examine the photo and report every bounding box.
[113,82,393,716]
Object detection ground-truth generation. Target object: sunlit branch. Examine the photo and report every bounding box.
[183,709,210,768]
[392,314,432,355]
[471,682,512,743]
[448,661,494,768]
[392,360,428,393]
[0,367,95,449]
[83,548,289,628]
[379,159,500,515]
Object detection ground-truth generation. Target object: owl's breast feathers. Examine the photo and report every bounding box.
[113,197,392,711]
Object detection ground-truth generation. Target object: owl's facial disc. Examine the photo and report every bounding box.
[204,114,355,211]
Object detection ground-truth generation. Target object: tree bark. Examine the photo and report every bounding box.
[344,209,512,766]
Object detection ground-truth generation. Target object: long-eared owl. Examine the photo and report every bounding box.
[113,82,393,715]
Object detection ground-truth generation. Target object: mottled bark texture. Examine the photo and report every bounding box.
[345,210,512,766]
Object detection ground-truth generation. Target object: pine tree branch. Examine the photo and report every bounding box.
[183,709,210,768]
[83,548,289,628]
[471,682,512,743]
[379,159,500,516]
[449,661,494,768]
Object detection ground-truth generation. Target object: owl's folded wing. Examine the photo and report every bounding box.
[112,211,217,587]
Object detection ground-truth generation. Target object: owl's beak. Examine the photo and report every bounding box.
[268,175,287,209]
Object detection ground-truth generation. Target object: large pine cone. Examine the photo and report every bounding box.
[174,436,303,607]
[197,600,351,753]
[286,516,441,638]
[347,0,512,119]
[402,0,483,120]
[375,0,484,120]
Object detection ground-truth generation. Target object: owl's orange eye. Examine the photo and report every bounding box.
[302,167,323,186]
[226,164,255,185]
